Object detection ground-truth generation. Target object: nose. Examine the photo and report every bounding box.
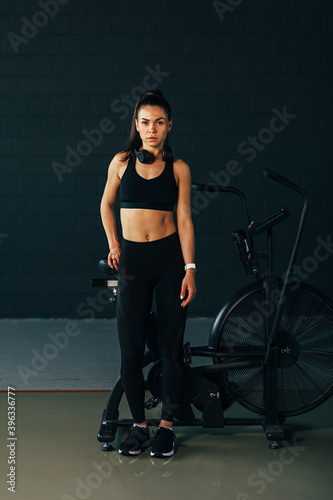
[148,122,157,132]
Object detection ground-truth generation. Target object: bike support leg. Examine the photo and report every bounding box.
[263,276,288,447]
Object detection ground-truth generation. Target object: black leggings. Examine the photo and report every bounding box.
[117,232,187,423]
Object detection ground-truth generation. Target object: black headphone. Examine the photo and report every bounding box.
[134,144,173,164]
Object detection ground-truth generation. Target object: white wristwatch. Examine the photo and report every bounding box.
[184,263,196,272]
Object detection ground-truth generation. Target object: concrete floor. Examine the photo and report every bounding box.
[0,319,332,500]
[0,318,213,391]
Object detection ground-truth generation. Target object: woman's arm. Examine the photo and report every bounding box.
[175,159,197,307]
[100,154,122,270]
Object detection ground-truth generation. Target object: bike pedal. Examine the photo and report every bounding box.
[144,396,160,410]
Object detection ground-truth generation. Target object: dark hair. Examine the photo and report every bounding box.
[120,89,172,162]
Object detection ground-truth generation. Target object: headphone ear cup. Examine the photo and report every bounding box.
[162,145,173,162]
[134,148,152,164]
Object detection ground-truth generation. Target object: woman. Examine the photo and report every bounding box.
[100,89,196,458]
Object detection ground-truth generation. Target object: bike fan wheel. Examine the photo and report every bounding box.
[215,282,333,416]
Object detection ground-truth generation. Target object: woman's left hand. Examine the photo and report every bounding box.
[180,271,197,307]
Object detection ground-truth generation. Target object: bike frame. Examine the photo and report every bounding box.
[93,169,310,449]
[190,169,309,445]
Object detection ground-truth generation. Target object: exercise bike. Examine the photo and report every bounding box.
[92,169,333,450]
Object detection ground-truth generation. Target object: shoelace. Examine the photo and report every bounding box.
[153,427,174,440]
[128,426,148,438]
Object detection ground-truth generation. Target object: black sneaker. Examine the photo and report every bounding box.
[150,427,176,458]
[119,426,150,456]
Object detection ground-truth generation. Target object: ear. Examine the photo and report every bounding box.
[135,118,139,131]
[168,119,173,132]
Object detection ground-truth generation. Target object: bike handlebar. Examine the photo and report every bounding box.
[263,168,307,199]
[248,207,290,237]
[191,184,251,226]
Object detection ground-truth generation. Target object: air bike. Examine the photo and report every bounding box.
[92,169,333,450]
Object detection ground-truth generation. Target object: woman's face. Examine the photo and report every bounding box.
[135,105,172,150]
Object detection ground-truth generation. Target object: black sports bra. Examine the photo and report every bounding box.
[119,157,178,211]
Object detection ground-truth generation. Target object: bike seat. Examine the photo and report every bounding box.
[99,259,118,276]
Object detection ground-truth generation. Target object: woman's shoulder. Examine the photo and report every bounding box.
[173,157,190,173]
[173,157,191,183]
[107,151,131,180]
[173,157,190,168]
[109,151,132,169]
[113,151,131,166]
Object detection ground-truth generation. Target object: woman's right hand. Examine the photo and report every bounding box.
[108,242,121,271]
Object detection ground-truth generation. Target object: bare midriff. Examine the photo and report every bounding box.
[120,208,176,242]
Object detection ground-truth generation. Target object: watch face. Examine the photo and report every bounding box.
[185,264,196,270]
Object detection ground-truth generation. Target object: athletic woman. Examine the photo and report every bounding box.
[100,89,196,458]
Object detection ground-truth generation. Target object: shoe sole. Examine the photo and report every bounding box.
[150,448,175,458]
[119,439,151,456]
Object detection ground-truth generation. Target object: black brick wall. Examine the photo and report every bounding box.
[1,0,332,318]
